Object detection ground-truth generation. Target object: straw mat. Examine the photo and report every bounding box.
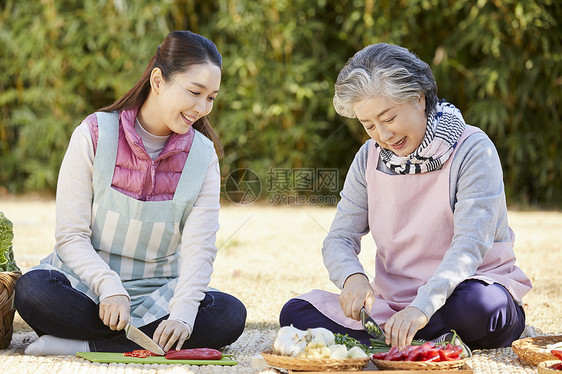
[0,326,554,373]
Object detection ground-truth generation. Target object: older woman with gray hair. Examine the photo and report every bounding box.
[279,43,531,350]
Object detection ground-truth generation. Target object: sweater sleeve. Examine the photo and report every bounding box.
[167,151,220,333]
[54,121,129,301]
[322,142,371,289]
[409,132,509,319]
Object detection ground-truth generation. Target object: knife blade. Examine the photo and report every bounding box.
[124,323,165,355]
[360,307,386,342]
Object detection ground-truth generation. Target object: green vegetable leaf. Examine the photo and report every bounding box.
[0,211,20,272]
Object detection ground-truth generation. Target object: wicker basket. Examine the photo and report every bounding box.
[372,357,468,371]
[0,271,21,349]
[512,336,562,366]
[538,360,562,374]
[261,351,370,372]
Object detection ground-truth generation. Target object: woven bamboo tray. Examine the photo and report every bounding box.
[512,336,562,366]
[0,271,21,349]
[538,360,562,374]
[371,357,468,371]
[261,351,370,371]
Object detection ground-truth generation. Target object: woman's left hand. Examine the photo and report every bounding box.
[153,319,191,352]
[384,306,428,349]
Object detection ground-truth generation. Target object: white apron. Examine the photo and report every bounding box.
[298,125,531,330]
[33,111,214,326]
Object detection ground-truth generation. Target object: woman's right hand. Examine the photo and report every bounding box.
[99,295,130,331]
[339,273,375,321]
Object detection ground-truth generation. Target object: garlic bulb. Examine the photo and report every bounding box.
[310,333,327,347]
[306,327,335,347]
[273,325,341,358]
[273,325,308,357]
[276,325,305,339]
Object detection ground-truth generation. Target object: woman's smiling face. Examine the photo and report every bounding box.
[353,95,427,157]
[148,63,222,136]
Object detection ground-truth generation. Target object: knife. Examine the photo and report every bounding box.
[360,307,386,342]
[124,323,165,355]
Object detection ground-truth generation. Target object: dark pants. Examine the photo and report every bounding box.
[14,269,247,352]
[279,280,525,349]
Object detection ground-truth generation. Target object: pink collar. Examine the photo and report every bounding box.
[119,108,195,160]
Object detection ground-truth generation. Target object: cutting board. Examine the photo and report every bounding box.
[77,352,237,365]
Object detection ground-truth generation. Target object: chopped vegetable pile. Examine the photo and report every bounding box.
[334,333,428,355]
[123,349,158,358]
[272,326,467,362]
[335,329,470,360]
[364,320,384,337]
[372,341,463,362]
[122,348,223,360]
[272,326,368,359]
[0,211,19,272]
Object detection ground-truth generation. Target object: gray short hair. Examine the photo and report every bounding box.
[333,43,438,118]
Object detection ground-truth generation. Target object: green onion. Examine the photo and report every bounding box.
[334,333,444,354]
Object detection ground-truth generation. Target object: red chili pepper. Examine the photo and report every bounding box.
[379,341,464,362]
[552,349,562,360]
[549,362,562,370]
[122,349,159,358]
[403,345,416,355]
[423,349,440,361]
[406,345,425,361]
[441,344,463,360]
[164,348,222,360]
[414,342,437,361]
[425,354,441,362]
[438,349,460,361]
[372,352,388,360]
[385,346,408,361]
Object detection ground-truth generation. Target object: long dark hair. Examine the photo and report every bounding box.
[100,30,223,157]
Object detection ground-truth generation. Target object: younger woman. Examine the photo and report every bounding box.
[15,30,246,355]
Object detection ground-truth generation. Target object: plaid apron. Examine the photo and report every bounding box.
[35,111,213,326]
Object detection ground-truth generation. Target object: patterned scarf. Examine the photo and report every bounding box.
[375,100,466,174]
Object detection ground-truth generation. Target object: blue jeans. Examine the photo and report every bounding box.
[279,280,525,349]
[14,269,246,352]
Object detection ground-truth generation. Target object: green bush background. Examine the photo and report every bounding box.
[1,0,560,207]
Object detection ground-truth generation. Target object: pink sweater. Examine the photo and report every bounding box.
[84,108,195,201]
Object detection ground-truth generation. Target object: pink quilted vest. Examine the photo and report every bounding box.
[83,108,195,201]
